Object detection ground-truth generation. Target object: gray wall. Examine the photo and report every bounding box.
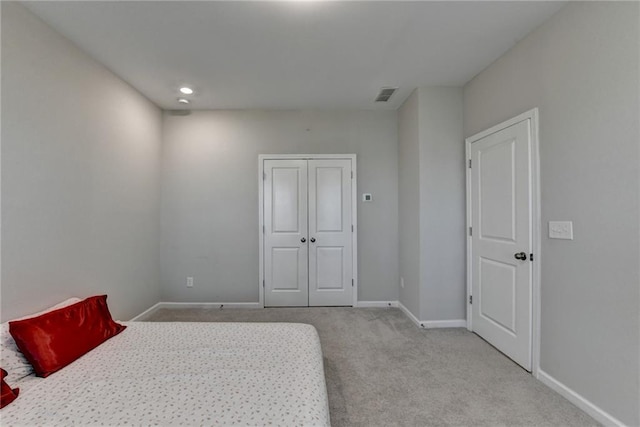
[1,3,162,322]
[161,110,399,303]
[418,88,465,321]
[398,88,465,322]
[464,2,639,424]
[398,90,421,316]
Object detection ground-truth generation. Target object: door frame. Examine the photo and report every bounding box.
[465,108,541,377]
[258,154,358,308]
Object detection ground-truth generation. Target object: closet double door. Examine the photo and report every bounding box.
[263,158,354,307]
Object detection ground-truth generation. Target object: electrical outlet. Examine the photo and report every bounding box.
[186,277,194,288]
[400,277,405,289]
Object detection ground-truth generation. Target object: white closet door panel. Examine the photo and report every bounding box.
[308,159,353,306]
[264,160,308,307]
[272,168,302,233]
[271,248,302,290]
[316,247,343,289]
[315,167,344,232]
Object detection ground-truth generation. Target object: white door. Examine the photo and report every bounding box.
[264,160,309,307]
[308,160,353,306]
[263,158,354,307]
[469,118,533,371]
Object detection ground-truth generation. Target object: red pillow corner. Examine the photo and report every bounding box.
[1,368,20,409]
[8,295,126,378]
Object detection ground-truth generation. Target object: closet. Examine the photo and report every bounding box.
[260,155,357,307]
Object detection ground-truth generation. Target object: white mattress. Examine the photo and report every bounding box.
[1,322,330,426]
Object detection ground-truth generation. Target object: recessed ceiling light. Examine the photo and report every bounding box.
[177,98,190,104]
[179,87,194,95]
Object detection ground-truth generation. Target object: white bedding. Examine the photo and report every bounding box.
[1,322,330,426]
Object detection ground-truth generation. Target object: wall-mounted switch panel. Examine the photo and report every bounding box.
[548,221,573,240]
[362,193,373,202]
[186,277,194,288]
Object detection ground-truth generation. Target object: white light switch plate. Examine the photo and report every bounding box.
[548,221,573,240]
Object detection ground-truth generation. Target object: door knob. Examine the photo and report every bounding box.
[514,252,527,260]
[301,237,306,243]
[310,237,316,243]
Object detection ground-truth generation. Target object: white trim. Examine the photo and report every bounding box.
[465,138,472,332]
[156,302,262,310]
[422,319,467,329]
[129,302,162,321]
[537,370,624,427]
[258,157,265,308]
[356,301,398,308]
[351,159,358,307]
[258,154,358,307]
[258,154,356,160]
[465,108,541,376]
[398,302,422,328]
[466,109,538,143]
[134,301,467,332]
[398,302,466,329]
[129,302,262,321]
[398,302,467,329]
[530,108,542,378]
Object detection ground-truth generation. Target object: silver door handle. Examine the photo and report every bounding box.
[310,237,316,243]
[301,238,306,243]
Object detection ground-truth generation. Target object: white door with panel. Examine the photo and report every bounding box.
[469,118,533,371]
[308,159,353,306]
[264,160,309,307]
[264,158,353,307]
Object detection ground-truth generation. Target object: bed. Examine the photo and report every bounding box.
[1,321,330,426]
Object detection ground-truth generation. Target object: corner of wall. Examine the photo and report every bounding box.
[415,87,466,322]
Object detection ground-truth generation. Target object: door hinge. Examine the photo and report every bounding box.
[351,171,353,179]
[469,295,472,304]
[263,279,265,288]
[469,226,472,236]
[468,159,472,168]
[352,279,354,287]
[530,253,534,261]
[263,172,266,180]
[351,224,354,232]
[263,225,265,233]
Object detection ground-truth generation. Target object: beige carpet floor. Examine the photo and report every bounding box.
[143,307,597,427]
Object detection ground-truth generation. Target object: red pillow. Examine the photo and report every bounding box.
[9,295,126,377]
[1,368,19,408]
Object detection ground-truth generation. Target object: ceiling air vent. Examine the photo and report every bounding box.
[375,87,398,103]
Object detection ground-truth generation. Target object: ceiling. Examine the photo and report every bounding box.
[25,1,564,110]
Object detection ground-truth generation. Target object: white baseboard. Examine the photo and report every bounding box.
[397,302,466,329]
[422,319,467,329]
[537,369,624,427]
[398,302,423,327]
[129,301,262,321]
[132,301,466,331]
[129,302,162,321]
[158,302,262,310]
[133,301,399,319]
[356,301,398,308]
